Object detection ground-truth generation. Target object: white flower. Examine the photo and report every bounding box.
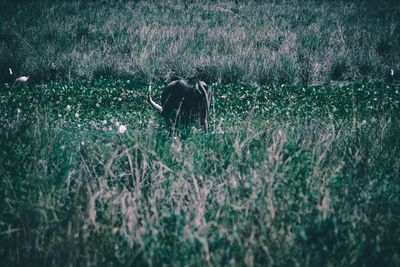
[230,177,238,188]
[74,112,79,118]
[102,120,107,125]
[66,105,71,111]
[115,121,120,127]
[17,108,21,114]
[118,125,127,134]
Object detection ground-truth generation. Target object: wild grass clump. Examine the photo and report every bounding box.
[1,0,399,85]
[1,80,400,266]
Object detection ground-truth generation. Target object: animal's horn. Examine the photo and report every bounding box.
[148,85,163,113]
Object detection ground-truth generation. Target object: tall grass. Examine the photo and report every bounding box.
[1,0,399,85]
[1,80,400,266]
[1,1,400,265]
[1,109,399,266]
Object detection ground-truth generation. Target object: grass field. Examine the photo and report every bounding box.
[1,0,399,84]
[1,80,400,266]
[1,0,400,266]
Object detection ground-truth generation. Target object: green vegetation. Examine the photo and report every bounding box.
[1,0,399,84]
[1,0,400,266]
[1,80,400,266]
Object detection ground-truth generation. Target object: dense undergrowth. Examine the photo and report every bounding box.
[1,80,400,266]
[1,1,400,266]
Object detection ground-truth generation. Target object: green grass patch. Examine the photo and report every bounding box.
[1,80,400,266]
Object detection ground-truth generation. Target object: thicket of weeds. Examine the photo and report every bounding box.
[1,0,399,85]
[1,80,400,266]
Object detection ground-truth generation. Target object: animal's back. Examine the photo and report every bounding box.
[161,80,191,117]
[148,77,210,129]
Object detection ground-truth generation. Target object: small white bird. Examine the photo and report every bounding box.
[4,68,14,88]
[16,76,29,83]
[12,76,29,88]
[390,69,394,76]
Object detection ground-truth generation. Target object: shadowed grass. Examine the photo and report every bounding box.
[1,80,399,266]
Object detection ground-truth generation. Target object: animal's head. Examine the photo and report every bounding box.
[196,80,211,110]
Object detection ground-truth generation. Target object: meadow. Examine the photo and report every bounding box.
[1,0,400,266]
[0,0,399,84]
[1,80,400,266]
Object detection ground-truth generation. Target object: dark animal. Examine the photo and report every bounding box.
[148,77,211,130]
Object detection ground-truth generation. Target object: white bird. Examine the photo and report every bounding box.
[12,76,29,89]
[4,68,14,88]
[16,76,29,83]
